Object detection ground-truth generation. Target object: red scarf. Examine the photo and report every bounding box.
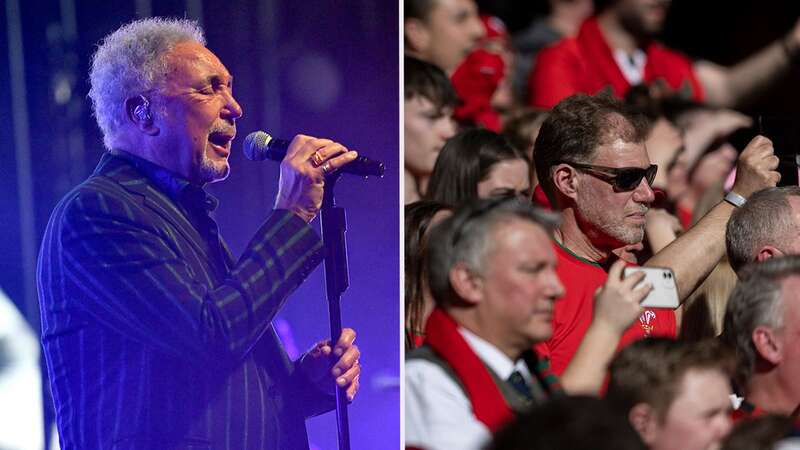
[424,308,514,431]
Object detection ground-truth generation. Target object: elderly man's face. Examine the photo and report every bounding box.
[156,41,242,184]
[407,0,485,72]
[574,136,655,249]
[476,219,564,357]
[645,368,733,450]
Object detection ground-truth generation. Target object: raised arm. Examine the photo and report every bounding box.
[645,135,779,300]
[694,19,800,108]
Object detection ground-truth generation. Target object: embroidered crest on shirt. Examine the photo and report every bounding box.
[638,310,656,335]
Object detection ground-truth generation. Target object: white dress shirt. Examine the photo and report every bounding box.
[405,328,532,450]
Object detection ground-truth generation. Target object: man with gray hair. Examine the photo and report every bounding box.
[37,18,360,450]
[405,197,652,450]
[726,186,800,274]
[722,256,800,425]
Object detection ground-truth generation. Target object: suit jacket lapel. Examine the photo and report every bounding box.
[95,153,215,266]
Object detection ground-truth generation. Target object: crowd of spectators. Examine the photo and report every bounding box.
[404,0,800,449]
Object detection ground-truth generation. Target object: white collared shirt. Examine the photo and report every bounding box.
[613,48,648,86]
[405,328,532,450]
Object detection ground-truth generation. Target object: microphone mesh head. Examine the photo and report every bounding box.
[243,131,272,161]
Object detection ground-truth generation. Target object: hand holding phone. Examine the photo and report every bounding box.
[622,266,680,309]
[592,260,651,334]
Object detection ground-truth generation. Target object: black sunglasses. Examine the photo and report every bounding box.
[565,162,658,192]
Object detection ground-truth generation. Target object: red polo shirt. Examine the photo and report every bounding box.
[528,16,704,109]
[535,241,678,375]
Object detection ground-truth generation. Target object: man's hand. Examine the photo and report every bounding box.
[730,135,780,198]
[275,134,358,222]
[593,260,651,335]
[299,328,361,402]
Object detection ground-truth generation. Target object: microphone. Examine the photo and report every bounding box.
[243,131,385,177]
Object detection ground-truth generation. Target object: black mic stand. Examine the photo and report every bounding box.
[320,172,351,450]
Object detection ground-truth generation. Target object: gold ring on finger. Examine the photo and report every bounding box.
[311,152,325,167]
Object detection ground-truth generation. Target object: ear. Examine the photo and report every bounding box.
[756,245,784,264]
[752,325,783,365]
[551,164,579,201]
[628,403,660,447]
[404,18,430,54]
[125,96,159,136]
[448,262,483,306]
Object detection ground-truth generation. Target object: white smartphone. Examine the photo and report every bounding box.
[622,266,680,309]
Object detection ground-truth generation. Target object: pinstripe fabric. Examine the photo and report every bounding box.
[37,152,333,450]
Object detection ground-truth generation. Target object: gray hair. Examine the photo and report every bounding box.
[726,187,800,274]
[722,256,800,386]
[88,18,205,149]
[426,197,559,307]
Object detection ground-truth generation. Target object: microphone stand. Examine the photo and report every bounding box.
[320,172,351,450]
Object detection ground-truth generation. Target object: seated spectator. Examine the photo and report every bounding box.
[606,338,735,450]
[502,108,549,181]
[405,198,651,449]
[451,15,515,131]
[405,56,458,203]
[404,0,485,74]
[636,93,751,229]
[726,187,800,275]
[488,395,646,450]
[529,0,800,109]
[532,92,777,376]
[405,200,452,350]
[425,128,532,204]
[512,0,594,101]
[721,256,800,424]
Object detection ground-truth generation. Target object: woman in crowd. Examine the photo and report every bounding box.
[404,200,452,350]
[425,128,532,205]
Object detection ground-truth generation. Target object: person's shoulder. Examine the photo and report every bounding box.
[538,34,580,59]
[406,347,454,383]
[648,41,694,65]
[46,165,147,234]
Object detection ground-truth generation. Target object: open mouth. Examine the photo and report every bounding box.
[208,130,235,155]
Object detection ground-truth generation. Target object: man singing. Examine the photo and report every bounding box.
[37,18,360,450]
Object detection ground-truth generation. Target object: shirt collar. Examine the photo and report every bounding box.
[613,48,647,86]
[110,149,218,212]
[459,327,532,382]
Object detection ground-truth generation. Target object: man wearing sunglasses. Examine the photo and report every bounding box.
[532,93,779,378]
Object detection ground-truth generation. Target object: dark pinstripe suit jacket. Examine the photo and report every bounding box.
[37,152,333,450]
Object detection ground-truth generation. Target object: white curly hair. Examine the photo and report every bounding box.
[88,17,205,149]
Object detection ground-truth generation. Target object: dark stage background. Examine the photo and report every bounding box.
[0,0,399,448]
